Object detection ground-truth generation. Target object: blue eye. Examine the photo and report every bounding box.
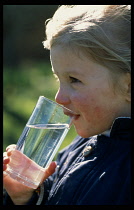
[69,76,81,83]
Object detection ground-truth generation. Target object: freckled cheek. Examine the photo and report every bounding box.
[72,96,92,117]
[73,95,103,121]
[71,95,88,110]
[93,106,104,119]
[80,106,104,127]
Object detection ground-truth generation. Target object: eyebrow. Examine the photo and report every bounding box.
[52,67,84,77]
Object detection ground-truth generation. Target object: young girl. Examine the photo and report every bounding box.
[3,5,131,205]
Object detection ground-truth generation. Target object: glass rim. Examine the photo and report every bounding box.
[39,96,76,114]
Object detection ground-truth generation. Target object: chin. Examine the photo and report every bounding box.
[76,127,100,138]
[76,129,91,138]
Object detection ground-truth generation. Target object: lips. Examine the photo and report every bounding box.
[73,114,80,120]
[63,110,80,121]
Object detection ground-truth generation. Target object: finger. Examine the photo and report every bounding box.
[44,162,57,180]
[6,144,16,156]
[6,144,16,152]
[3,164,7,171]
[3,151,10,163]
[7,149,14,156]
[3,152,7,158]
[3,156,10,164]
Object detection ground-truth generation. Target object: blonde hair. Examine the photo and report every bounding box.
[43,5,131,75]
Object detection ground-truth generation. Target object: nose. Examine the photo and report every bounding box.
[55,87,71,106]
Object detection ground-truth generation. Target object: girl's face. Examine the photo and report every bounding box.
[50,46,129,138]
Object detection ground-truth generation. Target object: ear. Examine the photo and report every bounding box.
[124,73,131,102]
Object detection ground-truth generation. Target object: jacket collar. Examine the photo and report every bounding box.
[110,117,131,138]
[101,117,131,138]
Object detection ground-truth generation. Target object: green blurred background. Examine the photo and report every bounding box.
[3,5,77,154]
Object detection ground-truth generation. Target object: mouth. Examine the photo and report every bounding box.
[63,109,80,121]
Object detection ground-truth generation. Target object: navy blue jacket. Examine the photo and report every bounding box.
[4,118,131,205]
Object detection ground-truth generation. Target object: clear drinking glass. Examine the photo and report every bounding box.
[5,96,74,189]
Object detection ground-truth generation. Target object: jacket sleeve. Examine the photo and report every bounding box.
[3,136,80,205]
[3,189,15,205]
[3,178,54,205]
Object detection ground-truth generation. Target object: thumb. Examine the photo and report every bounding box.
[43,161,57,181]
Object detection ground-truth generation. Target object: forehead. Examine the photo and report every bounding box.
[50,45,94,70]
[50,45,110,78]
[50,46,89,78]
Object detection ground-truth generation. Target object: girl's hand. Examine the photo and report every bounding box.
[3,144,57,205]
